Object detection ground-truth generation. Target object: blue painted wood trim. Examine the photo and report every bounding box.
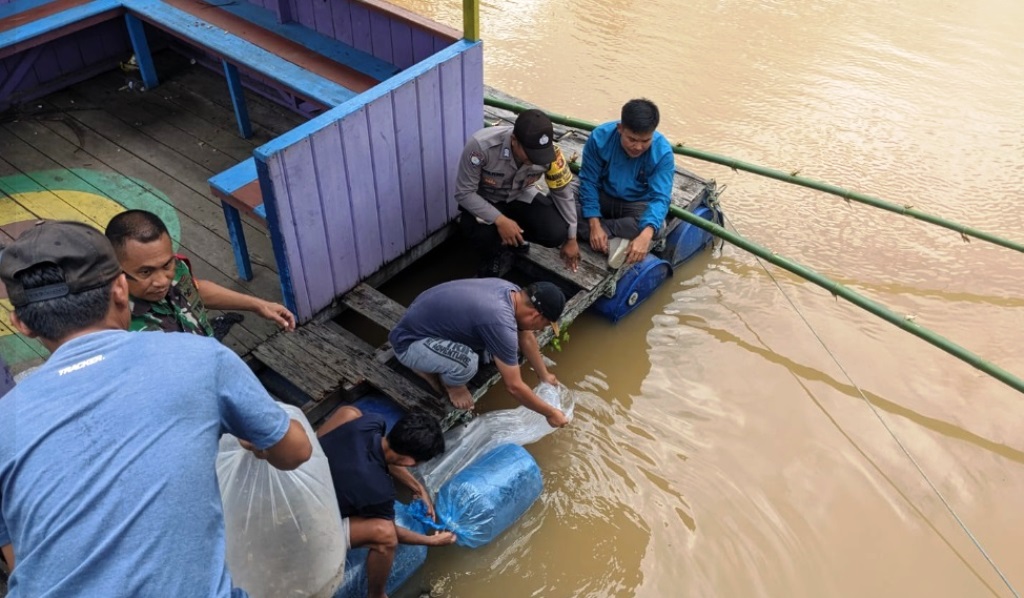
[0,0,121,51]
[271,0,291,24]
[221,202,254,281]
[209,157,257,195]
[221,59,252,139]
[124,13,158,89]
[0,0,57,21]
[215,1,399,81]
[126,0,357,107]
[255,39,478,161]
[0,45,41,99]
[254,155,297,317]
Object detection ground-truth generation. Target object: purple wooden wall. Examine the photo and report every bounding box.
[1,19,129,111]
[258,40,483,321]
[281,0,457,70]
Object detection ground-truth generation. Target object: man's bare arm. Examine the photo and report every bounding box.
[494,359,568,428]
[259,419,312,470]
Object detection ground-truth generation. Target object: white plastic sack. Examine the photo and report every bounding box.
[414,382,575,495]
[217,403,346,598]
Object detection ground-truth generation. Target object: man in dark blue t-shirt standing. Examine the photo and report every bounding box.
[318,406,454,598]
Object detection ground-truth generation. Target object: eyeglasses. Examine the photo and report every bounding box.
[123,255,177,282]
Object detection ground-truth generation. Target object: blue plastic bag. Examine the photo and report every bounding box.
[433,444,543,548]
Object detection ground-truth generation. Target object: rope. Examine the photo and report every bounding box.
[721,213,1020,598]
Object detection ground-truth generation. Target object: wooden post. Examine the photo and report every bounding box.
[463,0,479,41]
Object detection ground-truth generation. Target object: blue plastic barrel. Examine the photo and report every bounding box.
[334,501,428,598]
[591,255,673,323]
[659,203,716,268]
[435,443,543,548]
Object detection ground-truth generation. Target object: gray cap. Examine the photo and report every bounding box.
[0,221,122,307]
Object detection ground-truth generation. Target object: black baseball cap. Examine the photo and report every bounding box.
[513,109,556,166]
[0,221,123,307]
[525,281,565,334]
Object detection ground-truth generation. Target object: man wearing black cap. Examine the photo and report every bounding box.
[454,109,580,276]
[0,221,311,596]
[389,278,570,428]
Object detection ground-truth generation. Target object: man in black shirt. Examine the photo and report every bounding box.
[318,406,454,598]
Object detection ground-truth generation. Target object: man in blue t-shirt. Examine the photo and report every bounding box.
[577,98,676,268]
[317,406,454,598]
[388,278,569,428]
[0,221,312,597]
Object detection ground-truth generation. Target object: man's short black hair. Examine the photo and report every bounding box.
[621,98,660,134]
[387,412,445,463]
[106,210,169,251]
[13,263,113,341]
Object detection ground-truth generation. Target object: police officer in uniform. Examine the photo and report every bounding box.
[454,109,580,275]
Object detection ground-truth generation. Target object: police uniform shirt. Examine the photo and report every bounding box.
[454,126,577,238]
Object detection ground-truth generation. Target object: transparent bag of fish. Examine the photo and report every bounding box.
[415,382,575,494]
[217,403,346,598]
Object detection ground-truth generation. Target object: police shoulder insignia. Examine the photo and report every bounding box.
[469,152,483,166]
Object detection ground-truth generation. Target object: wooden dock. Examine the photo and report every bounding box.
[0,54,304,369]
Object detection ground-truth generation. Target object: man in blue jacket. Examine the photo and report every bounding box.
[577,98,675,268]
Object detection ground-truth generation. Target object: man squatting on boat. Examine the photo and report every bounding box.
[455,108,580,275]
[389,278,570,428]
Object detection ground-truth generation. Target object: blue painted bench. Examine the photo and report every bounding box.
[209,158,265,281]
[123,0,363,139]
[0,0,123,59]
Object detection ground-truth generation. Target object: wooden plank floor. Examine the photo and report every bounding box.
[0,53,306,370]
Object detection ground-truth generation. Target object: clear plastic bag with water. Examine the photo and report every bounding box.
[414,382,574,495]
[217,403,346,598]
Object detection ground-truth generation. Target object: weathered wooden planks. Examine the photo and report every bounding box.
[253,321,447,419]
[518,243,608,292]
[340,283,406,332]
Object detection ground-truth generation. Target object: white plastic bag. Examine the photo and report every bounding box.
[217,403,346,598]
[414,382,575,495]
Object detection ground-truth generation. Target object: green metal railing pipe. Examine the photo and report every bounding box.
[669,204,1024,395]
[484,96,1024,255]
[463,0,479,42]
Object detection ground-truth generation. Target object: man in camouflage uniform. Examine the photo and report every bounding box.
[106,210,295,338]
[127,254,214,335]
[454,109,580,275]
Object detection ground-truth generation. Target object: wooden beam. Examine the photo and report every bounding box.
[340,283,406,332]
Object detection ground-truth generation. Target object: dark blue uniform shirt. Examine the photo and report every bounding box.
[319,413,395,520]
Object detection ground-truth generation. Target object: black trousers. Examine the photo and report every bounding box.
[459,193,569,260]
[576,189,656,241]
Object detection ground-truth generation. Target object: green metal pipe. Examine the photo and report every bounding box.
[669,205,1024,395]
[484,96,1024,255]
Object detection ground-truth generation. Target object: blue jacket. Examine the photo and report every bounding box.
[578,121,675,233]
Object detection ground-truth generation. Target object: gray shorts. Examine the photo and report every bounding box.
[395,338,479,387]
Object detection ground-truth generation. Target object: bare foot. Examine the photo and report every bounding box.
[412,370,443,395]
[424,531,457,546]
[446,386,475,410]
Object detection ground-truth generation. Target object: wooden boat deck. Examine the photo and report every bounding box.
[0,55,305,369]
[0,55,714,430]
